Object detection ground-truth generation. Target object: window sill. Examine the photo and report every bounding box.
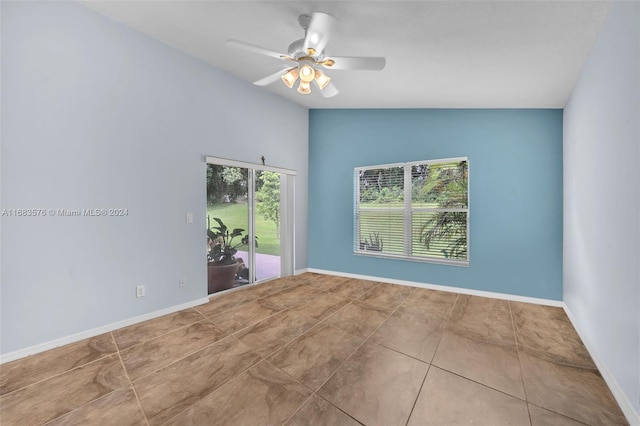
[354,250,469,267]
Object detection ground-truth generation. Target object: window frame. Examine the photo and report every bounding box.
[354,157,469,267]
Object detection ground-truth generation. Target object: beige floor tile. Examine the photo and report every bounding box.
[306,272,341,281]
[327,279,379,299]
[408,366,530,426]
[207,298,285,333]
[0,354,129,425]
[268,323,365,390]
[519,348,628,425]
[164,361,311,426]
[285,394,360,426]
[528,404,588,426]
[260,284,323,308]
[511,301,595,368]
[247,278,303,297]
[447,294,515,345]
[319,341,428,426]
[269,276,317,291]
[1,274,628,425]
[133,336,261,425]
[371,308,445,362]
[357,282,413,310]
[432,330,525,399]
[46,386,146,426]
[289,273,318,283]
[322,300,392,338]
[393,304,451,325]
[234,310,319,357]
[113,309,204,350]
[288,292,351,321]
[304,274,350,291]
[120,320,226,381]
[401,287,458,319]
[196,287,263,316]
[0,333,116,396]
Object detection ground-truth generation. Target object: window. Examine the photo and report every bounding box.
[354,157,469,266]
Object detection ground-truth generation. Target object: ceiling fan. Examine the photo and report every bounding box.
[226,12,386,98]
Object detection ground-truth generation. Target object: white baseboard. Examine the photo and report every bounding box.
[305,268,563,307]
[563,303,640,426]
[0,296,211,364]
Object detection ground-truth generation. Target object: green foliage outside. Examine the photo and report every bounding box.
[358,161,468,260]
[358,210,467,259]
[417,161,468,259]
[206,165,281,257]
[206,165,247,204]
[207,203,280,256]
[256,171,280,235]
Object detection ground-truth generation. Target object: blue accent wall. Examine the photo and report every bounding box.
[308,109,563,300]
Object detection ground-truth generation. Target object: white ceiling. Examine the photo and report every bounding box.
[80,1,611,109]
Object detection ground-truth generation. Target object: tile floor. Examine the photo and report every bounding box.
[0,273,629,425]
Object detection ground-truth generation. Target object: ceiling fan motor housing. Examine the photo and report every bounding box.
[287,39,307,58]
[289,14,321,58]
[298,14,312,31]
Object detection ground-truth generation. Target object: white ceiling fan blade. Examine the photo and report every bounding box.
[226,39,292,61]
[323,56,386,71]
[253,69,285,86]
[303,12,335,55]
[317,81,339,98]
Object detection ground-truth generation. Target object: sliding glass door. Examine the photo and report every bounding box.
[206,165,251,291]
[206,158,294,294]
[254,170,281,282]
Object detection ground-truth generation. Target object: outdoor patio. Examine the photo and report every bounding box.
[233,251,280,286]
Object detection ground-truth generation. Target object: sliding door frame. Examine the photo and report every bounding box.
[205,156,296,283]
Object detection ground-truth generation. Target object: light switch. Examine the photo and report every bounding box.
[186,213,193,224]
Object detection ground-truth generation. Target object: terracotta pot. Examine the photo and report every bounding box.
[207,261,239,294]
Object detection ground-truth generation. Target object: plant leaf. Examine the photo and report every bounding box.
[230,228,245,238]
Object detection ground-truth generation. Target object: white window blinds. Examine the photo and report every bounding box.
[354,158,469,265]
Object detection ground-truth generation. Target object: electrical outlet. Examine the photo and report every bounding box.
[136,285,145,298]
[179,278,186,288]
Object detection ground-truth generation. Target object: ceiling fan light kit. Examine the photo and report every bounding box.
[299,62,315,83]
[314,69,331,90]
[281,68,299,88]
[297,80,311,94]
[226,12,386,98]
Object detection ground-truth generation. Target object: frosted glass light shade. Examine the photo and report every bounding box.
[281,68,299,89]
[314,69,331,90]
[299,64,315,83]
[297,80,311,94]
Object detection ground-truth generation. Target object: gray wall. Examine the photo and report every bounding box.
[0,1,309,355]
[563,0,639,419]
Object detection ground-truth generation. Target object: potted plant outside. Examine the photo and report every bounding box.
[359,232,383,252]
[207,217,252,294]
